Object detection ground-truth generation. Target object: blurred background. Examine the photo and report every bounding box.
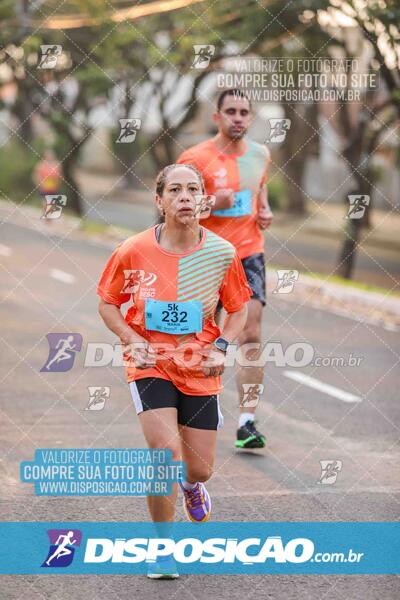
[0,0,399,287]
[1,9,400,591]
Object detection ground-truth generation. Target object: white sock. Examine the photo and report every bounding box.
[181,479,197,491]
[239,413,255,428]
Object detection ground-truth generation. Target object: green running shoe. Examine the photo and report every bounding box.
[235,420,266,449]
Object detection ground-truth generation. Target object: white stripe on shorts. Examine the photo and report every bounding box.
[129,382,143,414]
[217,395,224,430]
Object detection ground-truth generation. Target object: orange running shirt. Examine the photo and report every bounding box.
[97,226,252,395]
[177,138,271,259]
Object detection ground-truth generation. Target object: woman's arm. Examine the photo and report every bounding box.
[202,304,248,377]
[99,299,139,344]
[220,303,248,343]
[98,299,155,368]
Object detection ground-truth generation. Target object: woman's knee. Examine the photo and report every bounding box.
[146,439,181,461]
[186,462,213,483]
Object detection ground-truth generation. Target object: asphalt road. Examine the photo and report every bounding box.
[1,213,399,599]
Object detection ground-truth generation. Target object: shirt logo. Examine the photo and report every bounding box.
[121,270,157,295]
[213,167,228,188]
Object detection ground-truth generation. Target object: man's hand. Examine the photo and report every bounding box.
[122,335,156,369]
[257,204,273,230]
[200,346,226,377]
[214,188,235,210]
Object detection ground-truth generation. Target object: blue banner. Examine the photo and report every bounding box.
[0,522,398,574]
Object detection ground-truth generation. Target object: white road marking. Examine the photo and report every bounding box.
[283,370,362,403]
[0,244,12,257]
[49,268,76,284]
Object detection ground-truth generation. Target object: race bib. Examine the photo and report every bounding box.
[213,189,252,217]
[145,300,202,334]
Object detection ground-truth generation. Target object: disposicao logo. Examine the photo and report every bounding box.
[83,536,314,564]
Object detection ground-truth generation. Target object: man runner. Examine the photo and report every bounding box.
[177,88,273,449]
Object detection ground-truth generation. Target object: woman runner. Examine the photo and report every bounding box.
[97,164,252,578]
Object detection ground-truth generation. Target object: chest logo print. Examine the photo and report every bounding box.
[121,270,157,294]
[213,167,228,188]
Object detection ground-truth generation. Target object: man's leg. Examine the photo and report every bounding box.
[234,298,266,448]
[236,298,263,406]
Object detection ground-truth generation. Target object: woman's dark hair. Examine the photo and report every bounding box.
[155,163,205,196]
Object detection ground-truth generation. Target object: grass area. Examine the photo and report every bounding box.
[268,263,400,297]
[79,218,132,236]
[79,219,110,234]
[310,273,400,296]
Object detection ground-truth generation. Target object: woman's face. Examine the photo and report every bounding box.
[157,166,206,226]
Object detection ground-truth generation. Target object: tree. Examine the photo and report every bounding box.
[1,2,117,215]
[198,0,330,214]
[320,0,400,278]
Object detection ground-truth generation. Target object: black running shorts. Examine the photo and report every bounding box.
[129,378,224,431]
[216,252,266,314]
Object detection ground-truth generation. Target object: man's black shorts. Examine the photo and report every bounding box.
[129,378,224,431]
[241,252,266,306]
[216,252,266,313]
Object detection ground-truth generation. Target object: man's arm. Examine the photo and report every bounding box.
[256,186,273,230]
[256,150,273,230]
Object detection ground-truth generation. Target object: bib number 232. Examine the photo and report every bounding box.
[145,300,202,334]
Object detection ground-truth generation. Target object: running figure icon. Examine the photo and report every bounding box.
[45,531,77,566]
[41,333,82,373]
[45,335,77,371]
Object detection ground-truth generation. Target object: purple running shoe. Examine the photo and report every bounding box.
[180,482,211,523]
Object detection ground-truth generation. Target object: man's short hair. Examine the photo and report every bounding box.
[217,89,252,111]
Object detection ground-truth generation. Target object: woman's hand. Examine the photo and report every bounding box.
[122,334,156,369]
[200,346,226,377]
[97,301,156,370]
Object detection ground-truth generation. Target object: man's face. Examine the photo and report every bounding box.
[214,95,252,140]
